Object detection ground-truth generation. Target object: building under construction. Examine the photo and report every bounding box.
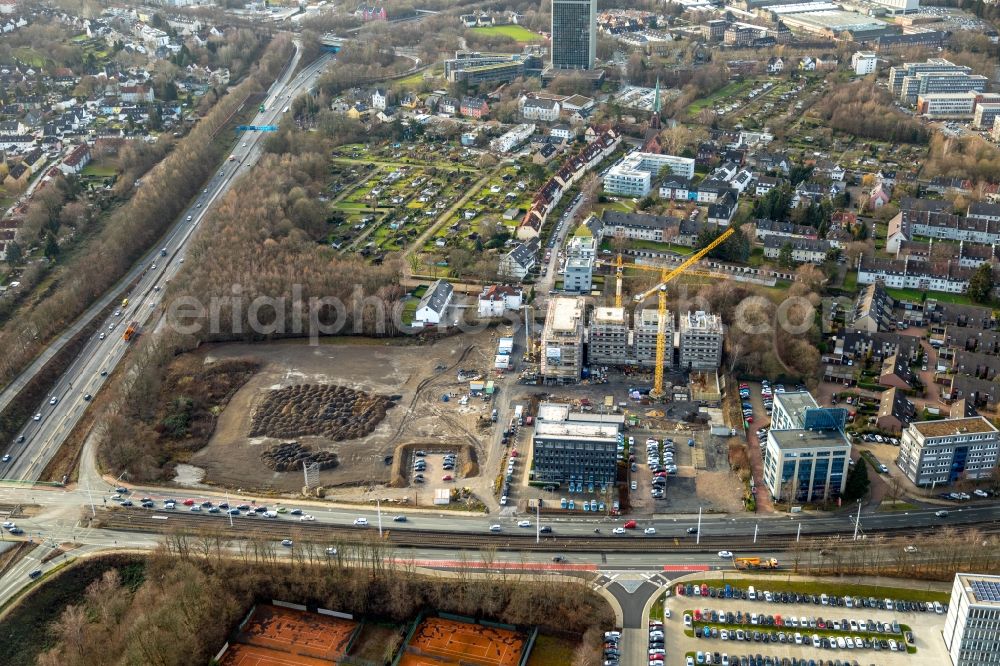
[587,306,723,371]
[541,297,585,382]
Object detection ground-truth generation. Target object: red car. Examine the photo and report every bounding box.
[693,609,702,620]
[182,499,195,506]
[442,475,453,481]
[701,584,708,596]
[739,382,749,389]
[676,584,685,596]
[746,416,754,424]
[623,520,637,529]
[511,450,519,457]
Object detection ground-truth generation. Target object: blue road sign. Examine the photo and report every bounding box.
[236,125,279,132]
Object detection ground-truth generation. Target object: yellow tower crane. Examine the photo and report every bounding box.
[600,227,737,398]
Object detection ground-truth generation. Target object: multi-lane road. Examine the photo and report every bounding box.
[0,45,335,483]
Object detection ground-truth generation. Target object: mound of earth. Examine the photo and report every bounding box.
[249,384,394,441]
[260,442,338,472]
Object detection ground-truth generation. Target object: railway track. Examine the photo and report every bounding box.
[96,509,1000,554]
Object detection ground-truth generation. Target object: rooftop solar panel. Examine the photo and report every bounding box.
[971,579,1000,603]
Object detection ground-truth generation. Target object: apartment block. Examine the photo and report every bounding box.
[540,297,585,382]
[851,51,877,75]
[635,308,674,368]
[678,310,724,371]
[896,416,999,487]
[563,235,596,292]
[604,151,696,197]
[944,573,1000,666]
[588,306,632,365]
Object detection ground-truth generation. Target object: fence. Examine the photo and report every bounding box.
[318,607,353,619]
[272,599,307,611]
[213,642,229,663]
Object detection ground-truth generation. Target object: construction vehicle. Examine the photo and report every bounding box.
[735,557,779,570]
[598,227,736,399]
[123,321,138,342]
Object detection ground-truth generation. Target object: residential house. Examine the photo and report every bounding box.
[707,191,738,226]
[947,374,1000,410]
[755,175,781,197]
[763,236,831,263]
[952,350,1000,381]
[499,237,539,280]
[879,353,915,389]
[414,279,454,326]
[550,124,573,141]
[800,56,816,71]
[372,88,387,111]
[520,97,560,122]
[876,387,914,435]
[120,85,153,103]
[4,161,29,187]
[767,57,784,73]
[460,97,489,118]
[851,281,894,333]
[659,177,693,201]
[754,219,817,243]
[438,97,459,115]
[478,285,523,318]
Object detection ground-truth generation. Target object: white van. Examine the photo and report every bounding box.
[748,586,756,601]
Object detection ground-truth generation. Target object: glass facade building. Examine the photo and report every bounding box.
[551,0,596,70]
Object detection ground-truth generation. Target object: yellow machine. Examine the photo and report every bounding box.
[600,227,736,399]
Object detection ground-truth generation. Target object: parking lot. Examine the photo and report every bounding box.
[663,578,951,666]
[410,450,460,487]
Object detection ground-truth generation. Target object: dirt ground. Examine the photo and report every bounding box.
[190,333,501,495]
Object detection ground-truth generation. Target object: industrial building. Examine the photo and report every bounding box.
[603,152,696,197]
[678,311,724,370]
[896,416,999,487]
[541,297,585,382]
[551,0,596,70]
[531,402,624,486]
[778,9,893,41]
[944,573,1000,666]
[763,390,851,502]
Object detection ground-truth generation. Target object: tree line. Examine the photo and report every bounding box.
[812,79,929,145]
[0,36,294,389]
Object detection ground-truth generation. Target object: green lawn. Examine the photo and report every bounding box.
[81,164,118,178]
[687,80,754,116]
[884,287,975,306]
[680,578,948,603]
[525,634,576,666]
[650,590,667,622]
[471,25,543,42]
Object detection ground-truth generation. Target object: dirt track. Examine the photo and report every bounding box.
[190,334,498,494]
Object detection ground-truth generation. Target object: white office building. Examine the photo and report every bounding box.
[944,573,1000,666]
[896,417,999,487]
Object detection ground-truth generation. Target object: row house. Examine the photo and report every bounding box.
[754,219,818,243]
[762,236,831,264]
[886,207,1000,253]
[857,255,982,295]
[952,349,1000,381]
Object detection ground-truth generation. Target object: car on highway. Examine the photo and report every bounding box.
[325,547,338,556]
[83,394,91,401]
[49,396,58,405]
[623,520,637,529]
[718,550,733,558]
[299,514,315,521]
[644,527,656,535]
[489,524,502,533]
[186,215,193,222]
[2,522,13,530]
[28,569,42,580]
[353,517,368,526]
[612,527,626,535]
[517,520,531,528]
[687,527,698,534]
[182,499,195,506]
[33,413,41,421]
[1,454,9,463]
[99,332,105,340]
[189,504,201,511]
[936,510,949,518]
[100,370,108,376]
[280,539,293,547]
[393,515,407,522]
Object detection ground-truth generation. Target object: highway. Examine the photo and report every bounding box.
[0,45,335,483]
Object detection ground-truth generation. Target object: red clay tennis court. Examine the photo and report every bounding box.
[398,617,525,666]
[220,604,357,666]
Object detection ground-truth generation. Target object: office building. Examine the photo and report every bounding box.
[635,308,674,368]
[678,311,724,371]
[551,0,596,70]
[975,103,1000,130]
[896,416,999,487]
[541,297,585,382]
[603,152,696,197]
[763,428,852,502]
[763,389,851,502]
[852,51,877,75]
[532,402,624,486]
[890,59,985,105]
[445,50,544,85]
[944,573,1000,666]
[563,236,595,292]
[589,307,631,365]
[917,92,980,119]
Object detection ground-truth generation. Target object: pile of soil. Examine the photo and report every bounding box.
[260,442,338,472]
[249,384,394,441]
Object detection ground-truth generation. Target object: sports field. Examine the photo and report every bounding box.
[221,604,357,665]
[470,25,543,42]
[398,617,526,666]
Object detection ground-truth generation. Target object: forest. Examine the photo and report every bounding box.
[812,79,930,145]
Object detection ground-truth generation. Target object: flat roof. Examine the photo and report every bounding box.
[774,391,819,427]
[593,306,626,324]
[547,297,584,332]
[958,573,1000,607]
[782,9,888,31]
[912,416,997,438]
[769,428,851,450]
[534,421,620,440]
